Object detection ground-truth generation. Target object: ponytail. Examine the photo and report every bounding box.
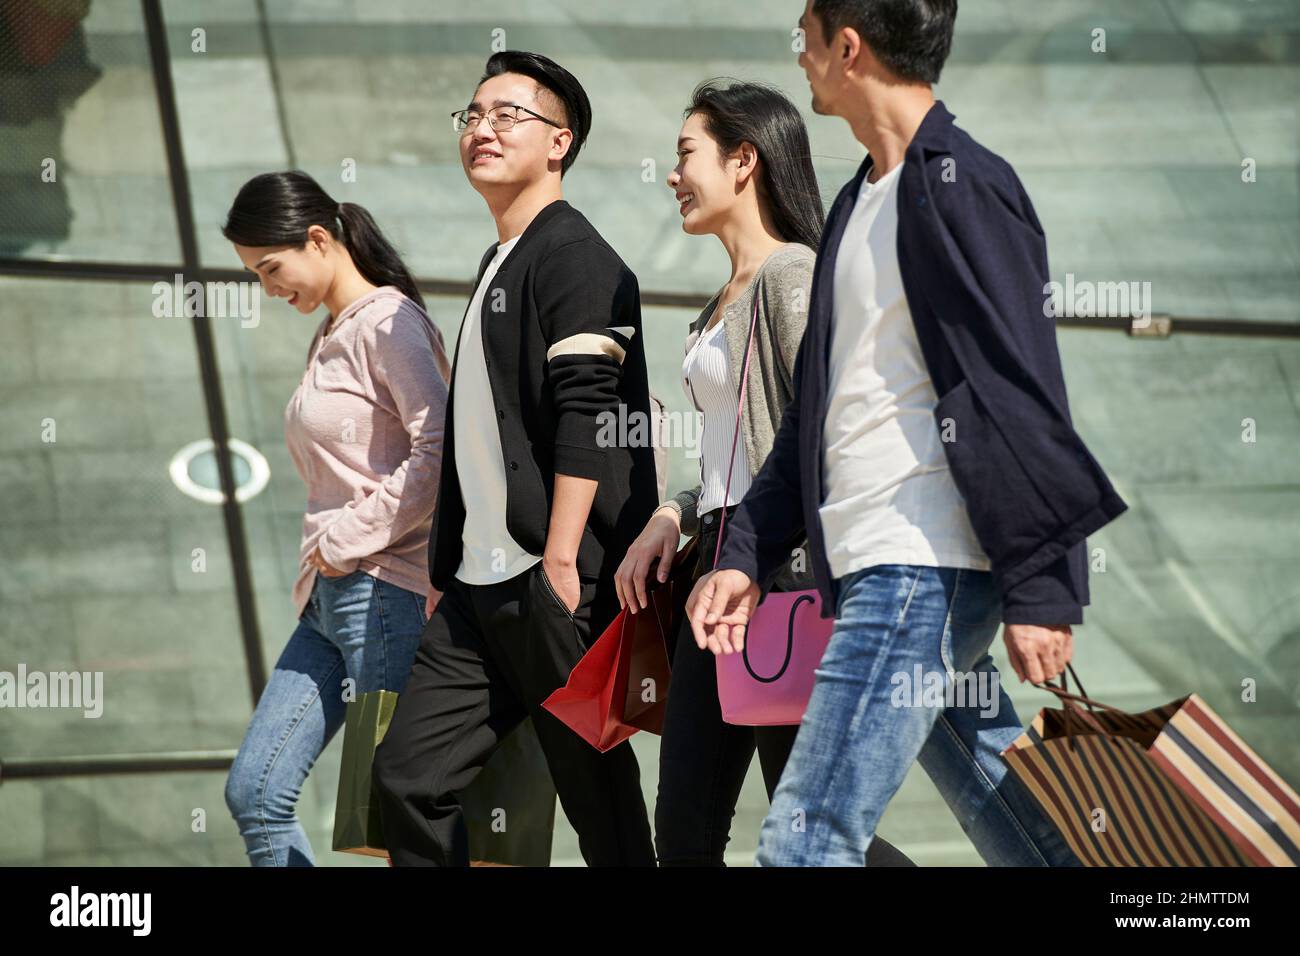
[335,201,425,311]
[222,170,425,312]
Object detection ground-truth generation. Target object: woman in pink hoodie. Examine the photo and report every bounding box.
[219,171,452,866]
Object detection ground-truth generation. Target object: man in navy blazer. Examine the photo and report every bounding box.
[686,0,1127,866]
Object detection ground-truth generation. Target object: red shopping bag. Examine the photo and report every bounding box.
[542,539,696,752]
[3,0,91,67]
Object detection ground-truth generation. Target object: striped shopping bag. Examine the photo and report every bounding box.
[1002,667,1300,867]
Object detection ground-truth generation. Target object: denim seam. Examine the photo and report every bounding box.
[254,654,345,866]
[416,585,430,627]
[803,568,921,858]
[932,569,1045,862]
[373,575,392,690]
[931,711,1047,865]
[835,568,867,619]
[897,567,923,627]
[939,569,962,676]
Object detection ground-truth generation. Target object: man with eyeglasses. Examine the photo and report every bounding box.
[373,50,660,866]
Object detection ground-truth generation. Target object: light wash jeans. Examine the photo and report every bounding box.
[756,564,1080,867]
[225,569,426,866]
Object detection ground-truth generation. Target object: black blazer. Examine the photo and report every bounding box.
[427,199,659,590]
[716,101,1128,624]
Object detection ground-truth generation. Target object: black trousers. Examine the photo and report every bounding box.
[654,507,916,867]
[373,561,655,866]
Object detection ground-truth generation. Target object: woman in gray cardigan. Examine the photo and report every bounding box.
[614,80,911,867]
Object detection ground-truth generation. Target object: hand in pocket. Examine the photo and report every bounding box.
[540,558,580,615]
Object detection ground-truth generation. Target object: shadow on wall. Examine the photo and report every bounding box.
[0,0,100,256]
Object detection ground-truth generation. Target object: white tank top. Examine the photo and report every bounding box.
[682,317,751,515]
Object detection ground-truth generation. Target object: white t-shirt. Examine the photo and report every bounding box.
[454,234,541,585]
[682,317,751,515]
[819,161,989,579]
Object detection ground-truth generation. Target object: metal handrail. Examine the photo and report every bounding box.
[1,751,239,782]
[3,257,1294,339]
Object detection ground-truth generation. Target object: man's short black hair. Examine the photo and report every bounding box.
[812,0,957,85]
[479,50,593,177]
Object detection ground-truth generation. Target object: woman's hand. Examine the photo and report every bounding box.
[306,544,348,578]
[425,586,442,621]
[615,507,682,613]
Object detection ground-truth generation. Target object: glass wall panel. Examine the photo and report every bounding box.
[1,0,1295,866]
[0,276,255,864]
[0,1,182,263]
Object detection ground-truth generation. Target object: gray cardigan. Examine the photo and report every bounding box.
[659,242,815,543]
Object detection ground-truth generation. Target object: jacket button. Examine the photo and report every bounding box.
[497,409,505,420]
[917,196,927,207]
[509,460,518,470]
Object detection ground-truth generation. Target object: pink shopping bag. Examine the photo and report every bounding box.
[710,278,832,726]
[716,590,831,726]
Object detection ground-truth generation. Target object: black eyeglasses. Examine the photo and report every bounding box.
[451,104,563,134]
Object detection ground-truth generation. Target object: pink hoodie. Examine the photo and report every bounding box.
[284,286,451,617]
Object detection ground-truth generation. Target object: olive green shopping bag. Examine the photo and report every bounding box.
[332,689,557,865]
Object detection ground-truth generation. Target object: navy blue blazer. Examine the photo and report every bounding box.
[716,101,1128,625]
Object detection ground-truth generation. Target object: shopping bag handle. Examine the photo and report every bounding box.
[741,592,813,683]
[1033,664,1112,749]
[1033,664,1130,713]
[644,536,699,639]
[644,535,699,597]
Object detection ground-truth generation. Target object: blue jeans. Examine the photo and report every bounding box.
[755,564,1080,867]
[225,569,426,866]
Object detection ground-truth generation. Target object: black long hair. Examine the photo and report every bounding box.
[222,170,425,311]
[684,79,825,250]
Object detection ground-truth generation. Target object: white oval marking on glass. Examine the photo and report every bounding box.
[168,438,270,504]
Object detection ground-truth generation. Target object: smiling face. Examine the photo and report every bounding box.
[666,111,750,237]
[459,72,572,191]
[797,0,842,116]
[233,225,335,314]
